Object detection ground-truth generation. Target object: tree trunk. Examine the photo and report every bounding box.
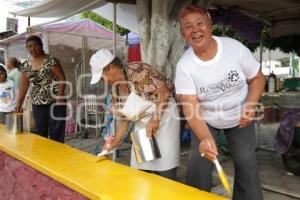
[136,0,212,80]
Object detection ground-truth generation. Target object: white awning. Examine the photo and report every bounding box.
[10,0,107,18]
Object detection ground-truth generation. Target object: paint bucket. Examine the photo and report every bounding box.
[130,128,161,163]
[5,113,24,134]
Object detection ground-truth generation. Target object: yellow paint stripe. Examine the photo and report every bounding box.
[0,125,227,200]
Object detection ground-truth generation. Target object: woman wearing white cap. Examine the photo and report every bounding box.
[90,49,180,180]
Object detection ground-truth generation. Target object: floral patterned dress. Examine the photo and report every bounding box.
[124,62,175,101]
[20,54,59,105]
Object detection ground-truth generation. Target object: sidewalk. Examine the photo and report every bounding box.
[65,123,300,200]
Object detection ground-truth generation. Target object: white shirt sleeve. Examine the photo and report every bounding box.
[239,43,260,80]
[175,61,197,95]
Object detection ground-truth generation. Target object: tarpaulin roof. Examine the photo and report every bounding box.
[29,19,124,40]
[10,0,300,38]
[213,0,300,37]
[11,0,107,18]
[0,32,27,45]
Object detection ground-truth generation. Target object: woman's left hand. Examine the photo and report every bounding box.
[146,116,160,137]
[239,104,256,128]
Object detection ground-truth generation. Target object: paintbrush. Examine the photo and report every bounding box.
[95,136,114,162]
[95,149,113,162]
[214,159,232,195]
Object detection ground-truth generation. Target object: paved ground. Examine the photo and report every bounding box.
[65,123,300,200]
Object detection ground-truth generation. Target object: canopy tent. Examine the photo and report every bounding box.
[11,0,108,18]
[0,19,126,99]
[0,19,125,58]
[10,0,300,38]
[0,33,27,58]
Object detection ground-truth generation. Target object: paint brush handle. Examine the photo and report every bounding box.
[214,159,222,171]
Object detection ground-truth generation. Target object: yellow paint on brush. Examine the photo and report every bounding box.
[214,159,232,195]
[218,168,232,195]
[0,125,227,200]
[95,155,106,162]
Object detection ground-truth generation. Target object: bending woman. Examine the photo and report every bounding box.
[90,49,180,180]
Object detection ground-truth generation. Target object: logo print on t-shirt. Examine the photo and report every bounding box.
[228,70,239,82]
[0,91,12,104]
[198,70,244,96]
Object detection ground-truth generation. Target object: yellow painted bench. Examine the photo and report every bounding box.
[0,125,226,200]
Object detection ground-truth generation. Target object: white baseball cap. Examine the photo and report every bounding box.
[89,49,115,84]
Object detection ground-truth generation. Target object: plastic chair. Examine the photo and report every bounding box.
[84,94,103,137]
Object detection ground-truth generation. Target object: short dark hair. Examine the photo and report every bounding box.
[26,35,43,48]
[110,57,121,66]
[0,65,7,80]
[105,57,121,71]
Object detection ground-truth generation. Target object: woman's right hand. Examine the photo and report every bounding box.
[199,136,218,161]
[102,136,116,152]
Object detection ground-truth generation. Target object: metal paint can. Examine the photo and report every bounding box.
[5,113,24,134]
[130,128,161,164]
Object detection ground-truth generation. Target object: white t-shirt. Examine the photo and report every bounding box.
[175,36,260,129]
[0,79,17,112]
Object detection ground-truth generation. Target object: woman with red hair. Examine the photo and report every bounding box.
[175,4,265,200]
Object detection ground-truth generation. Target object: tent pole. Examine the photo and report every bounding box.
[259,29,264,70]
[257,27,264,150]
[113,3,117,56]
[112,3,117,162]
[82,36,88,94]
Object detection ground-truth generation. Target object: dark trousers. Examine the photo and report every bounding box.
[0,112,9,124]
[186,123,262,200]
[32,103,66,143]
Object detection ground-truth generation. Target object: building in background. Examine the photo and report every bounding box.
[254,48,300,78]
[6,17,18,32]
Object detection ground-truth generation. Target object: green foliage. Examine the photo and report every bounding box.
[80,11,130,36]
[262,27,300,56]
[213,25,300,56]
[212,25,260,52]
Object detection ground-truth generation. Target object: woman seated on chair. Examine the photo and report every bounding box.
[89,49,180,180]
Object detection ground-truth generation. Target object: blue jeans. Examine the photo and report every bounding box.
[186,123,262,200]
[32,103,66,143]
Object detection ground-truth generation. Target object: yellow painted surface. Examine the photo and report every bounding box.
[0,125,227,200]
